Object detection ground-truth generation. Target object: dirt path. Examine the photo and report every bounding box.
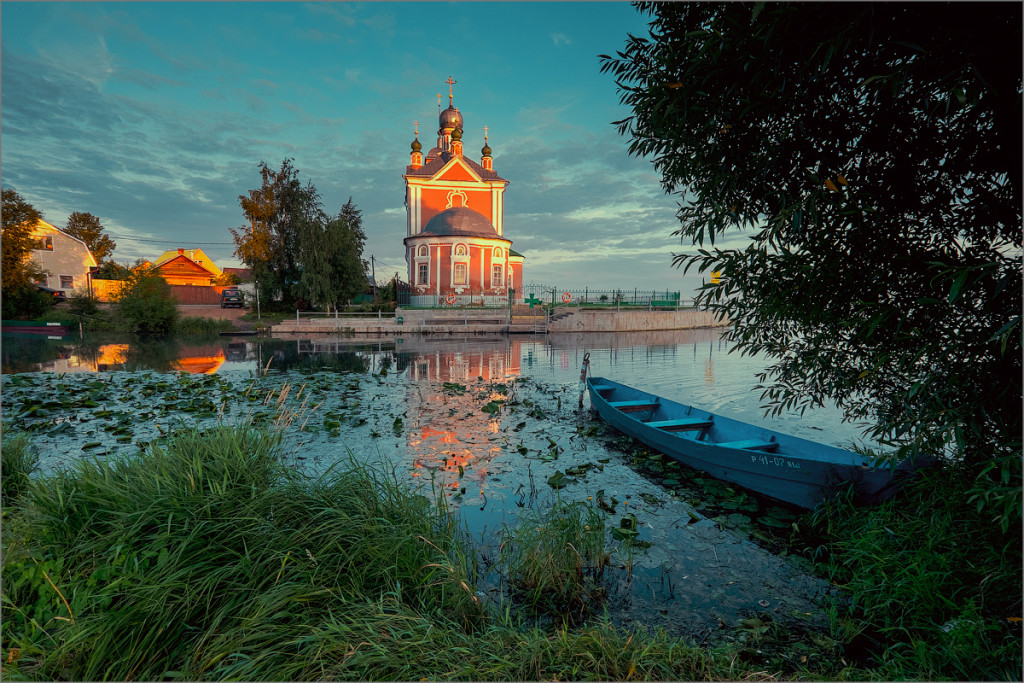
[177,304,252,330]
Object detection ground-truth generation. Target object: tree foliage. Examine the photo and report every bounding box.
[299,198,367,310]
[231,159,325,308]
[1,188,46,294]
[601,3,1022,488]
[113,268,179,336]
[232,160,366,311]
[64,211,116,263]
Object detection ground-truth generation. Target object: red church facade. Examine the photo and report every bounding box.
[403,79,524,306]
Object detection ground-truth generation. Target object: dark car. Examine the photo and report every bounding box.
[220,289,244,308]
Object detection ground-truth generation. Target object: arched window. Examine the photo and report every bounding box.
[493,247,503,260]
[417,245,428,257]
[455,244,467,256]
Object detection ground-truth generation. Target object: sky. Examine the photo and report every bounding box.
[2,1,720,295]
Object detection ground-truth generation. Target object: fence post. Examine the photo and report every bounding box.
[296,309,299,324]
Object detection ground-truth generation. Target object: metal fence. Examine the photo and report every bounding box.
[520,284,689,309]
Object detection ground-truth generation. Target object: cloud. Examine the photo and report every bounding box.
[551,32,572,46]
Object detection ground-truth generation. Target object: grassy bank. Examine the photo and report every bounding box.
[0,426,727,681]
[2,423,1019,680]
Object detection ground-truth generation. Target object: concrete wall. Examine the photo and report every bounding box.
[546,308,726,333]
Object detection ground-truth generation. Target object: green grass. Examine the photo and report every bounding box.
[173,315,234,336]
[807,467,1023,680]
[1,428,39,505]
[498,499,608,622]
[3,421,1019,681]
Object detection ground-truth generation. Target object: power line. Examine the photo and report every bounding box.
[109,235,235,245]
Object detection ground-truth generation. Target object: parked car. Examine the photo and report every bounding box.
[220,289,244,308]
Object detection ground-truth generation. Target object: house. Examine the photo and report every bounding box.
[26,220,98,296]
[152,248,220,286]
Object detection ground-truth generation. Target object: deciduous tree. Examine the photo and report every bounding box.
[231,159,325,308]
[65,211,116,263]
[299,198,367,311]
[1,188,46,293]
[601,3,1021,518]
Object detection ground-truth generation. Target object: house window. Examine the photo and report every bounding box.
[453,263,468,285]
[36,236,53,251]
[418,263,429,285]
[492,265,503,287]
[59,275,74,289]
[34,275,47,286]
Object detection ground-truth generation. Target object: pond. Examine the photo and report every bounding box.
[2,328,875,642]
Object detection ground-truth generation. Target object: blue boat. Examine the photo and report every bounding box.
[587,376,932,509]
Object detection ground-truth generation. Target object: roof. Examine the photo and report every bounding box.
[153,248,222,277]
[407,149,506,182]
[415,207,505,239]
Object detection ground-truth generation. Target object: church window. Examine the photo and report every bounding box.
[418,263,429,285]
[454,263,468,285]
[492,265,503,287]
[418,245,428,257]
[493,247,503,260]
[455,244,467,256]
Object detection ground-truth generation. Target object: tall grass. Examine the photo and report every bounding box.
[173,315,234,336]
[2,426,736,681]
[809,466,1023,680]
[498,499,608,622]
[1,429,39,505]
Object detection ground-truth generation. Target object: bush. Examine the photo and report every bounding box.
[66,289,100,317]
[1,285,56,320]
[113,270,178,335]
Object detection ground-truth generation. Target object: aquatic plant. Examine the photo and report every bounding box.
[498,498,608,622]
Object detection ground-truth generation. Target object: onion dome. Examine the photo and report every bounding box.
[481,141,492,156]
[440,106,463,130]
[420,207,500,238]
[411,137,422,152]
[451,127,462,142]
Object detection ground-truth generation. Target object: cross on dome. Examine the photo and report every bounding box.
[445,76,457,106]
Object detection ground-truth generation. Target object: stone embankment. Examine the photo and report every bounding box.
[270,306,727,336]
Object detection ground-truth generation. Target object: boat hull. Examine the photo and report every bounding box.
[587,376,929,509]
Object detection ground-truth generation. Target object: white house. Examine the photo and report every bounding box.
[28,220,98,296]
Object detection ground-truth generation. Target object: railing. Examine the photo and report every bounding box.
[294,310,397,324]
[520,284,692,309]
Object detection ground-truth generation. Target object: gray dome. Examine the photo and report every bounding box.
[421,207,499,238]
[439,106,463,131]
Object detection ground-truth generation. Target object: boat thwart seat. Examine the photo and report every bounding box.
[590,384,616,393]
[717,439,778,452]
[608,400,659,412]
[645,418,712,431]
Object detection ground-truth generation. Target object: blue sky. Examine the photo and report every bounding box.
[2,2,714,294]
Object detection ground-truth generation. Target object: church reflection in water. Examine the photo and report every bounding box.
[394,337,527,491]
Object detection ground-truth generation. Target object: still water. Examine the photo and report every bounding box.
[2,329,866,640]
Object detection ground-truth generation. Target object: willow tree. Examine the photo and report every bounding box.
[601,3,1021,520]
[298,198,367,311]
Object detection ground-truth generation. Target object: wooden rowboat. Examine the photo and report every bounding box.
[587,376,932,509]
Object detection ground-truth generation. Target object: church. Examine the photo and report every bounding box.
[403,78,524,306]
